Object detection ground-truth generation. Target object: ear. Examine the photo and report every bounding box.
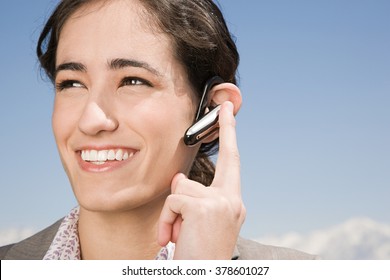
[209,82,242,115]
[198,82,242,144]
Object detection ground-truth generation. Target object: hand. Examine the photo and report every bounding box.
[158,101,246,259]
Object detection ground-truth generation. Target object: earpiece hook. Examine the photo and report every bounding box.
[195,76,224,121]
[183,76,224,146]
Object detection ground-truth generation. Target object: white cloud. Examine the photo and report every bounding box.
[0,227,37,247]
[256,217,390,259]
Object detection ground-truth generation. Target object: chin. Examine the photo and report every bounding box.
[73,180,170,213]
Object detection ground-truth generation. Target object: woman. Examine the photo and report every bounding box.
[1,0,316,260]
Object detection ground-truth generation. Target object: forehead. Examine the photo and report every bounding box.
[57,0,172,64]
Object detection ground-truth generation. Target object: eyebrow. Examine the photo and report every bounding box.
[108,58,163,77]
[55,62,86,77]
[55,58,163,77]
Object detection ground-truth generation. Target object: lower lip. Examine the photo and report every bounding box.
[77,152,138,173]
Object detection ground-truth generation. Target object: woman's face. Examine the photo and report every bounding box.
[53,0,198,212]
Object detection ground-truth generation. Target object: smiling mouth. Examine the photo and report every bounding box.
[80,149,136,165]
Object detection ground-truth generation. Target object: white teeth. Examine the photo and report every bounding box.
[107,150,116,160]
[90,150,98,161]
[81,149,135,163]
[91,161,105,165]
[123,152,129,160]
[81,150,90,161]
[97,150,108,162]
[115,149,123,161]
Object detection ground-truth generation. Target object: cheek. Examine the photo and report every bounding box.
[52,98,81,149]
[123,97,197,169]
[52,101,65,144]
[120,93,195,140]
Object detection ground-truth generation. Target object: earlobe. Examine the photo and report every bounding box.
[209,83,242,115]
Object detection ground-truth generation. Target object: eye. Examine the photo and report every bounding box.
[120,77,152,87]
[56,80,85,91]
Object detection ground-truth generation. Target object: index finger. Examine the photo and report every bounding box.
[213,101,241,190]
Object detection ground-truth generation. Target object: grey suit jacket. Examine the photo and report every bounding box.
[0,219,317,260]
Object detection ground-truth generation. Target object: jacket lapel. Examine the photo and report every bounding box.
[4,219,62,260]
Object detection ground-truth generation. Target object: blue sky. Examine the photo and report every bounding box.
[0,0,389,241]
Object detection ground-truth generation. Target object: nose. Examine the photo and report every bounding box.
[78,99,119,135]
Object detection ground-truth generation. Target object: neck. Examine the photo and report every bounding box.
[78,197,167,260]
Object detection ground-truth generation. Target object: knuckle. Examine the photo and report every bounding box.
[225,114,236,128]
[215,196,245,221]
[165,194,176,204]
[173,181,184,194]
[222,143,240,161]
[173,177,190,194]
[197,203,209,216]
[228,197,245,221]
[239,204,247,223]
[231,150,240,165]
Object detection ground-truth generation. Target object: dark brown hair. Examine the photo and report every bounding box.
[37,0,239,186]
